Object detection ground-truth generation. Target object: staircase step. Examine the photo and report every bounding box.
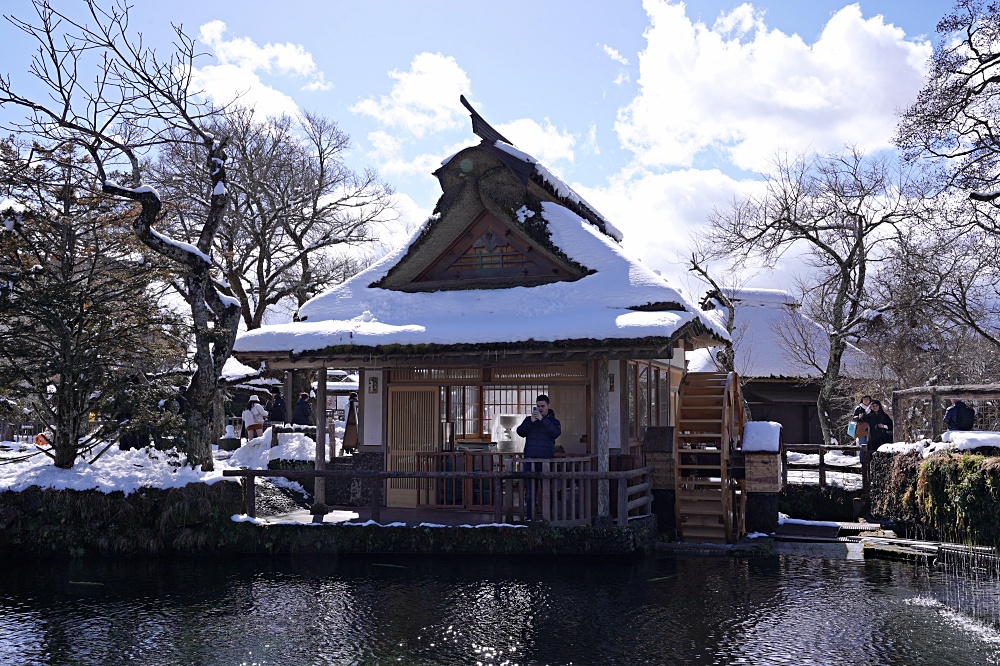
[677,501,724,515]
[680,525,728,542]
[681,514,725,527]
[677,489,724,500]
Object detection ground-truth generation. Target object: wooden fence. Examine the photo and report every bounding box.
[223,465,654,527]
[781,443,868,491]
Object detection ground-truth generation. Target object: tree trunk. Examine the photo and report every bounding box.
[817,340,847,446]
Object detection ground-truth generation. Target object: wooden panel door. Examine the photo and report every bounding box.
[387,386,440,508]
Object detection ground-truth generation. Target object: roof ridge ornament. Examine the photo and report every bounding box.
[460,95,513,146]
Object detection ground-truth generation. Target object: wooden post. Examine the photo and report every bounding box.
[503,459,514,522]
[244,474,256,518]
[930,389,942,441]
[781,445,788,488]
[370,476,381,523]
[317,367,328,462]
[818,447,826,487]
[311,367,327,520]
[596,358,611,521]
[493,474,503,523]
[616,477,628,526]
[861,448,870,492]
[283,371,293,423]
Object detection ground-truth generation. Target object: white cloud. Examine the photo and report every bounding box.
[574,168,754,284]
[583,123,600,156]
[496,118,576,165]
[351,53,472,138]
[190,21,332,115]
[189,64,300,118]
[365,131,474,178]
[601,43,631,85]
[601,44,630,66]
[615,1,932,171]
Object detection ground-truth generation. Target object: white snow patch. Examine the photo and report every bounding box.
[742,421,781,452]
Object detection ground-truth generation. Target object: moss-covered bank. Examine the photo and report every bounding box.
[870,450,1000,547]
[0,484,658,558]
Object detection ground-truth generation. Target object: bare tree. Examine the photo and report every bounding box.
[699,149,924,444]
[0,1,239,469]
[898,0,1000,223]
[150,107,395,329]
[688,253,739,373]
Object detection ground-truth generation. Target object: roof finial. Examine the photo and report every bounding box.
[460,95,513,146]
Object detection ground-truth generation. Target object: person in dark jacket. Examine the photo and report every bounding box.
[291,392,313,426]
[266,387,286,424]
[944,399,975,431]
[517,394,562,458]
[863,399,893,452]
[516,395,561,520]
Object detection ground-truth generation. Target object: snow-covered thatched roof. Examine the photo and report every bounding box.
[235,200,726,360]
[234,105,727,364]
[687,288,871,380]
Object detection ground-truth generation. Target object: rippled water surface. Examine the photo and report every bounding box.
[2,553,1000,665]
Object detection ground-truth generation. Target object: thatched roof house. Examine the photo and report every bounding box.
[233,98,727,515]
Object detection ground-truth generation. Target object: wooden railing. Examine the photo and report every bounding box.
[223,464,655,527]
[416,451,522,510]
[781,443,868,491]
[504,456,596,526]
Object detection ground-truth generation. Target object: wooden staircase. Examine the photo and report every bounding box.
[674,371,746,543]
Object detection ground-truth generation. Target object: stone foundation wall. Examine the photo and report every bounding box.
[267,451,385,507]
[0,484,659,557]
[0,482,243,558]
[745,493,779,534]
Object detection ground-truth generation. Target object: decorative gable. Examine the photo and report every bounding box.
[413,211,577,287]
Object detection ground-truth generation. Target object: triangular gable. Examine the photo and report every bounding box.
[413,210,578,287]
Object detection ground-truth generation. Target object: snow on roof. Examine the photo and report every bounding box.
[493,141,623,242]
[743,421,781,452]
[220,356,260,383]
[687,288,871,380]
[235,202,727,356]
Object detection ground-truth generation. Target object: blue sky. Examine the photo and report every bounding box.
[0,1,948,291]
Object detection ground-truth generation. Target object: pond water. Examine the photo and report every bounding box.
[3,553,1000,665]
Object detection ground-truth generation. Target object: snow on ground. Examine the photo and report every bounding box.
[0,444,233,495]
[0,424,348,496]
[874,431,1000,458]
[784,448,863,490]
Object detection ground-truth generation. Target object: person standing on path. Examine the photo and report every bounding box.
[292,392,314,426]
[242,395,267,441]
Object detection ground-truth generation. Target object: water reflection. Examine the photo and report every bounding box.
[2,555,1000,665]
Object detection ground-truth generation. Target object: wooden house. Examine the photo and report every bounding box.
[688,288,872,444]
[234,99,750,541]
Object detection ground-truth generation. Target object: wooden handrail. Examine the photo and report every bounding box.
[780,443,867,490]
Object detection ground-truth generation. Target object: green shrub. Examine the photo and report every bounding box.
[873,451,1000,547]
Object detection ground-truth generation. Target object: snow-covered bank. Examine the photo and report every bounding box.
[877,431,1000,458]
[0,423,346,496]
